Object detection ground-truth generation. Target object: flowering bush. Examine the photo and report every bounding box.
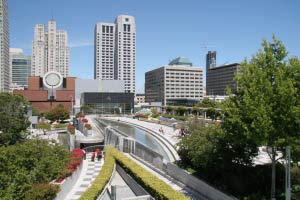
[56,148,84,182]
[135,114,148,119]
[85,123,92,130]
[67,124,75,134]
[82,118,88,123]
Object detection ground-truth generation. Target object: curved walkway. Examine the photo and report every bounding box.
[104,116,181,161]
[64,153,104,200]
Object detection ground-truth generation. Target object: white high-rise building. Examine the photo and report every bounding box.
[0,0,9,92]
[95,15,136,93]
[31,20,69,77]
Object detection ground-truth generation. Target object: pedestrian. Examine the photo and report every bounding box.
[82,149,86,160]
[91,151,95,162]
[97,150,102,161]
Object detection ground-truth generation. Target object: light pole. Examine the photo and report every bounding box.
[70,95,74,117]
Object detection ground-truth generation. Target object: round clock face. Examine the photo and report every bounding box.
[46,73,60,86]
[43,71,63,88]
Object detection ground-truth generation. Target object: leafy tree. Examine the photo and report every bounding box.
[177,118,221,169]
[196,98,222,120]
[0,140,70,200]
[176,106,187,116]
[222,36,300,199]
[45,104,69,121]
[32,106,40,116]
[0,93,30,146]
[80,105,92,114]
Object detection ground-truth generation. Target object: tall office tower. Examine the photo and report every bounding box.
[9,48,31,91]
[206,51,216,70]
[94,23,115,80]
[31,20,69,77]
[0,0,9,92]
[94,15,136,93]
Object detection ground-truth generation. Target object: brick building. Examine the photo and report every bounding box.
[14,72,75,113]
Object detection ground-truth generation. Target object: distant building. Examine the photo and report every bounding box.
[74,79,125,114]
[81,92,134,114]
[9,48,31,92]
[94,15,136,93]
[135,93,145,105]
[31,20,69,77]
[145,57,203,106]
[14,72,75,113]
[0,0,9,92]
[206,51,239,96]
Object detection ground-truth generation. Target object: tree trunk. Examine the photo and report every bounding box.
[271,146,276,200]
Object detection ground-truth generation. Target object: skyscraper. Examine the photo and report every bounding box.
[94,15,136,93]
[0,0,9,92]
[206,51,239,96]
[9,48,31,91]
[31,20,69,77]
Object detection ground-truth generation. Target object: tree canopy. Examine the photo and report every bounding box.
[45,104,69,122]
[0,93,30,146]
[0,139,70,200]
[222,36,300,199]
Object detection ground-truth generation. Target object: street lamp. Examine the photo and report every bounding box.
[70,95,74,117]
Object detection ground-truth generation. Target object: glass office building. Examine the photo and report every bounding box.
[81,92,134,114]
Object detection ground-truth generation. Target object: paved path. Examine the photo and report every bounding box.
[64,152,104,200]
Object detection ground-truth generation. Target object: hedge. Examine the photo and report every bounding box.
[79,147,190,200]
[79,150,115,200]
[107,147,190,200]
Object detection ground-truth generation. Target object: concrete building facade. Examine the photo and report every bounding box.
[94,15,136,93]
[31,20,69,77]
[206,51,239,96]
[145,58,203,106]
[0,0,9,92]
[9,48,31,91]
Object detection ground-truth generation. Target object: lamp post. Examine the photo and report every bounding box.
[70,95,74,117]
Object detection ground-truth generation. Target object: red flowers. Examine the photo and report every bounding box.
[85,123,92,130]
[55,148,84,182]
[82,118,88,123]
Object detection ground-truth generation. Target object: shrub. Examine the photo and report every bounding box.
[24,183,60,200]
[108,147,190,200]
[67,124,75,134]
[37,121,51,130]
[82,118,88,123]
[79,149,115,200]
[53,123,67,129]
[85,123,92,130]
[80,147,190,200]
[151,113,160,118]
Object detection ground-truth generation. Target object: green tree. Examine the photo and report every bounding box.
[80,105,92,114]
[45,104,69,121]
[0,93,30,146]
[222,36,300,199]
[0,140,70,200]
[177,118,221,169]
[196,98,222,120]
[176,106,187,116]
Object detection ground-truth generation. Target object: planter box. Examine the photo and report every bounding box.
[51,160,83,200]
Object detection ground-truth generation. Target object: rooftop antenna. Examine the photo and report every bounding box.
[51,9,54,21]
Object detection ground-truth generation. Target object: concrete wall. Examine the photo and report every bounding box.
[165,163,235,200]
[53,160,83,200]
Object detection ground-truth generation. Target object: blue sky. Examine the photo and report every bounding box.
[9,0,300,92]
